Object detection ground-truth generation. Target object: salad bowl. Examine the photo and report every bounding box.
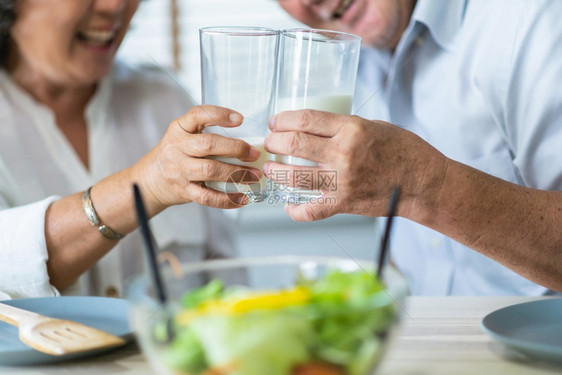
[127,256,409,375]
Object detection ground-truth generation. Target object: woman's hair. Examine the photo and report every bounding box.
[0,0,16,67]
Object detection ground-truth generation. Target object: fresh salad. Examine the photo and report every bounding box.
[156,270,396,375]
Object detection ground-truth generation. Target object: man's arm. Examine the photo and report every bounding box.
[263,111,562,291]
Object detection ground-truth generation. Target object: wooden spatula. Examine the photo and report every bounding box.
[0,301,125,356]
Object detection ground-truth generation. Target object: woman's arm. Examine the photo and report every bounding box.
[45,105,261,290]
[0,197,60,299]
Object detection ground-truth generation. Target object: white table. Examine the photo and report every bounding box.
[378,296,561,375]
[2,297,561,375]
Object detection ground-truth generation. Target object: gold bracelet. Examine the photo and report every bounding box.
[82,186,125,240]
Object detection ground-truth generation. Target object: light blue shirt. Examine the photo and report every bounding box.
[354,0,562,295]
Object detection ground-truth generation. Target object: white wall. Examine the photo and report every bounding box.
[118,0,304,102]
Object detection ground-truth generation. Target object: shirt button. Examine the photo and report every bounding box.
[431,238,442,248]
[105,286,119,298]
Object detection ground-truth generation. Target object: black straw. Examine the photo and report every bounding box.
[133,184,168,305]
[376,187,401,279]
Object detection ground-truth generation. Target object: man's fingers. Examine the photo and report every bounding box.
[264,131,333,163]
[176,105,243,134]
[270,109,356,137]
[284,202,335,222]
[263,161,338,191]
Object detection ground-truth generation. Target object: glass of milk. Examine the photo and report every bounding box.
[274,28,361,203]
[199,27,280,203]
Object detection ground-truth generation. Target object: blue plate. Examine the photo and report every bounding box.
[0,296,133,366]
[481,298,562,364]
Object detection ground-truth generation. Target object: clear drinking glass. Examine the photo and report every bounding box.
[274,28,361,203]
[200,26,280,203]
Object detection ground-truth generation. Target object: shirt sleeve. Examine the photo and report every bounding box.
[0,196,61,299]
[353,47,391,121]
[502,1,562,189]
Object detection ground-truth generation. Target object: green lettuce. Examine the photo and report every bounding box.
[161,269,395,375]
[189,311,313,375]
[301,270,395,373]
[181,279,224,308]
[161,327,207,373]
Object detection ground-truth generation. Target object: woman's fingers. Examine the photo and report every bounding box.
[187,158,261,183]
[186,183,249,209]
[176,105,244,134]
[181,133,260,162]
[171,106,261,162]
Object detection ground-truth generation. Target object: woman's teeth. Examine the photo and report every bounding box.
[78,30,116,46]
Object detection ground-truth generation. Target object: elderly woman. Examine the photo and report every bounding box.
[0,0,261,299]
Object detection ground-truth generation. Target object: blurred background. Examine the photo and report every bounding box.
[118,0,379,262]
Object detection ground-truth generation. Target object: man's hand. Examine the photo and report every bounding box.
[263,109,448,221]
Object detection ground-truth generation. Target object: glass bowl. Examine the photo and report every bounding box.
[127,256,409,375]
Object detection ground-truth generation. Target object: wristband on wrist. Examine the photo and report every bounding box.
[82,186,125,240]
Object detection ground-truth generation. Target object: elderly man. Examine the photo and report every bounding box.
[266,0,562,294]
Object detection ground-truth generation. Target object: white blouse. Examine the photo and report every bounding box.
[0,62,235,300]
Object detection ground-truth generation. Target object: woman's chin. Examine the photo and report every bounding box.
[72,63,114,85]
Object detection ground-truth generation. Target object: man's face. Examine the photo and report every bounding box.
[278,0,416,49]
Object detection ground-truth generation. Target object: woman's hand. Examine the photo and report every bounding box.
[134,105,262,213]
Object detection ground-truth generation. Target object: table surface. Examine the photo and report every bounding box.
[2,296,561,375]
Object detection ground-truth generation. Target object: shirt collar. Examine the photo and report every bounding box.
[410,0,468,51]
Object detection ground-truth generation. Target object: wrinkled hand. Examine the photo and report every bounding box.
[263,109,447,221]
[135,105,262,212]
